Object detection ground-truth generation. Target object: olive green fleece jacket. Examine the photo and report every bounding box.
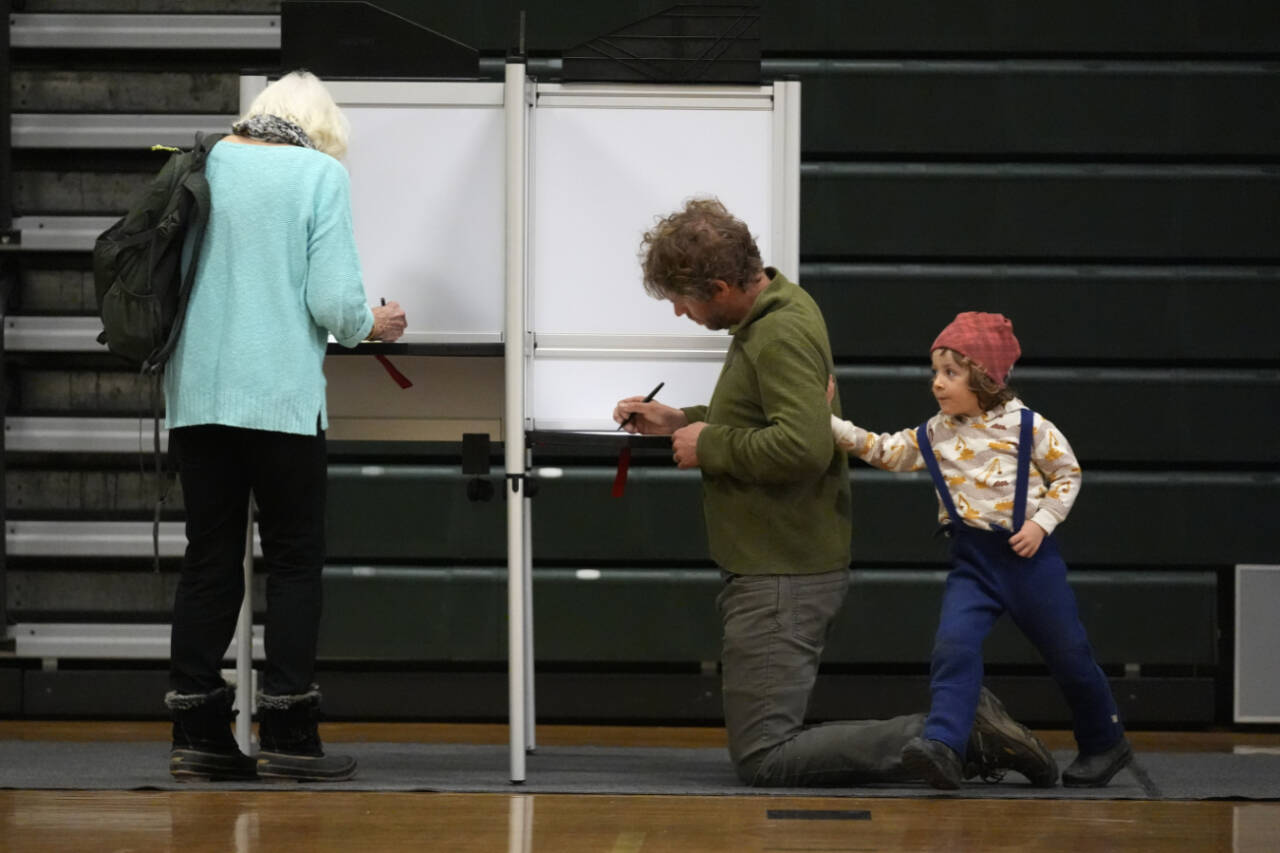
[681,268,852,575]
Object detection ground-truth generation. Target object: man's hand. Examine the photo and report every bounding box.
[826,374,836,407]
[1010,520,1047,558]
[671,421,707,469]
[370,301,407,342]
[614,398,689,435]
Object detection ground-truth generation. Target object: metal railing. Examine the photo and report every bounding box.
[9,14,281,50]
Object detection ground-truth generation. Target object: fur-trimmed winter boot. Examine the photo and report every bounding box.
[166,683,258,781]
[256,686,357,781]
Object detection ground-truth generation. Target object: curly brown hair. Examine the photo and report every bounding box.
[639,198,765,301]
[937,347,1017,411]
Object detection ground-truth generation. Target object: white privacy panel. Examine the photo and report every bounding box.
[530,94,774,337]
[335,82,506,343]
[531,353,729,432]
[527,84,791,429]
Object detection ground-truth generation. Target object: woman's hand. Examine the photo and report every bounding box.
[370,301,407,342]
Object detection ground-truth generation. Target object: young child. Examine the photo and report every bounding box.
[830,311,1131,789]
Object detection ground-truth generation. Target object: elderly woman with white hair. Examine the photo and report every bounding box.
[163,70,406,782]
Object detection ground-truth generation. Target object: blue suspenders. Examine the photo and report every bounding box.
[916,407,1035,533]
[916,422,960,524]
[1011,408,1033,532]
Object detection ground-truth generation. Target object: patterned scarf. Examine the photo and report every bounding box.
[231,114,316,149]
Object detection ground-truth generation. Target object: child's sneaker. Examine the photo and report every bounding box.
[1063,737,1132,787]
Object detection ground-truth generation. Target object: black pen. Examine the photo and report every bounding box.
[366,298,388,342]
[618,381,665,431]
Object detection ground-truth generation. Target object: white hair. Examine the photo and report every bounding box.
[241,70,350,159]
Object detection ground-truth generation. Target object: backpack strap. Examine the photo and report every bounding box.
[145,132,224,565]
[143,132,224,374]
[151,372,164,572]
[915,421,960,526]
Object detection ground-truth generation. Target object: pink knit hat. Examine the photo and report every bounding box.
[930,311,1021,386]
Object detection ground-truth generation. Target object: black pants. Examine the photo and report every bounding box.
[169,424,327,698]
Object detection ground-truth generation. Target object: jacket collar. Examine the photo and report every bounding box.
[729,267,790,335]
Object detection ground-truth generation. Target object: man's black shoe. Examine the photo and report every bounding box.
[1063,737,1132,787]
[965,687,1059,787]
[902,737,964,790]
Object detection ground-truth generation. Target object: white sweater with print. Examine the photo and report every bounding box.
[830,399,1081,534]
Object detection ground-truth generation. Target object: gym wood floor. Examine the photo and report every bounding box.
[2,721,1278,852]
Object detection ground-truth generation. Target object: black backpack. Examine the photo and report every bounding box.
[93,131,225,373]
[91,132,224,569]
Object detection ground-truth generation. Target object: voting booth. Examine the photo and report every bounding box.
[238,4,797,780]
[511,72,800,782]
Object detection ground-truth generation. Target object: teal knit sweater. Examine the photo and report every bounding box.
[164,141,374,435]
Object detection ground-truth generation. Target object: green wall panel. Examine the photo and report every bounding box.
[325,465,506,561]
[829,367,1280,465]
[526,469,708,563]
[826,570,1216,666]
[0,669,21,715]
[532,569,721,662]
[326,466,1278,567]
[318,567,506,660]
[801,164,1280,260]
[325,465,709,564]
[314,566,1216,666]
[353,1,1280,56]
[848,469,1278,567]
[758,0,1278,56]
[785,61,1280,158]
[803,263,1280,363]
[11,668,1214,724]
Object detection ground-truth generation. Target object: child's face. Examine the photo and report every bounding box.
[930,349,983,418]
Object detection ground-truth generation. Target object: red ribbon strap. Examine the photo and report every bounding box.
[611,446,632,498]
[374,354,413,389]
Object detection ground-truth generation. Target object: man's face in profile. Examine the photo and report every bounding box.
[667,281,736,331]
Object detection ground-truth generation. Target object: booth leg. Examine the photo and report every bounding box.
[503,58,529,784]
[523,491,536,753]
[507,475,526,782]
[234,502,254,755]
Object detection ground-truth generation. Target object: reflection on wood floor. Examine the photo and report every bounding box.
[3,722,1279,853]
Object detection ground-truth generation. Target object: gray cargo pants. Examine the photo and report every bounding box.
[717,568,926,786]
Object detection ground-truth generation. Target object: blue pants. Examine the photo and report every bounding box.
[923,525,1125,757]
